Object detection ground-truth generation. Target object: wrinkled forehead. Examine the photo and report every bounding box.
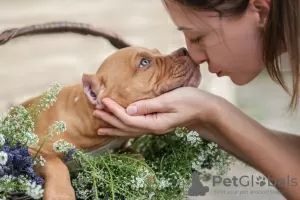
[96,47,162,73]
[113,47,162,58]
[161,0,221,32]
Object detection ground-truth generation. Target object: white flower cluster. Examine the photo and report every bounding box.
[37,82,62,112]
[0,175,43,199]
[48,121,67,137]
[0,105,35,146]
[0,151,8,165]
[130,176,147,190]
[0,134,5,146]
[128,166,154,191]
[33,155,46,166]
[72,172,93,199]
[175,128,203,147]
[214,151,231,175]
[0,175,15,192]
[186,131,202,146]
[207,142,218,149]
[22,131,39,146]
[25,180,44,199]
[53,139,75,153]
[157,178,172,190]
[191,151,207,170]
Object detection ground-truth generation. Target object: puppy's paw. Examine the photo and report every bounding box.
[43,183,76,200]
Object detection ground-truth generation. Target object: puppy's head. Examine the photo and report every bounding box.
[82,47,201,109]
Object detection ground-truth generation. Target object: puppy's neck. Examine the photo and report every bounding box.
[62,84,112,137]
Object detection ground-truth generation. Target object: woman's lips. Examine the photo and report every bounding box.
[217,71,222,77]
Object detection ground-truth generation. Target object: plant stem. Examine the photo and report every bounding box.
[99,154,115,200]
[32,132,51,160]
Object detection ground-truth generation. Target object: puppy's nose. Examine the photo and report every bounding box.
[171,47,189,56]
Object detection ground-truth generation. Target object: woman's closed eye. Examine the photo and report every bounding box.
[190,36,203,44]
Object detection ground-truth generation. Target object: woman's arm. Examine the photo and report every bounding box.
[205,98,300,200]
[196,125,300,168]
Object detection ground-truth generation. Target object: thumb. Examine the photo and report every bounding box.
[126,97,167,116]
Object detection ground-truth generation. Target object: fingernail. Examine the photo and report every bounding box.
[127,105,137,115]
[93,112,99,117]
[93,110,103,116]
[98,131,107,135]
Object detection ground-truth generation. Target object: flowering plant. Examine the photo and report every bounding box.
[66,128,232,200]
[0,83,63,199]
[0,82,234,200]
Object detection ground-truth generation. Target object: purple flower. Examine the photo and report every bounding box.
[63,148,76,163]
[0,138,44,185]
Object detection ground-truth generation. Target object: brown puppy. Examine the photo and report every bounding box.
[21,46,201,199]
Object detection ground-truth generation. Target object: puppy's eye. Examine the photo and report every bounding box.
[139,58,151,68]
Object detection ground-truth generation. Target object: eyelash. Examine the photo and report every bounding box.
[190,36,202,44]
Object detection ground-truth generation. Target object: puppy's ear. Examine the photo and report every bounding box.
[82,73,105,109]
[82,74,99,88]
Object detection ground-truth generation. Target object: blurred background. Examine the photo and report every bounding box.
[0,0,299,199]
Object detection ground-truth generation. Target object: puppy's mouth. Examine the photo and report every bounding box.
[161,59,201,94]
[184,64,201,88]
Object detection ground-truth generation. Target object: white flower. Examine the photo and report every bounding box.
[158,178,171,190]
[39,155,46,166]
[25,181,44,199]
[186,131,201,146]
[0,152,8,165]
[0,135,5,146]
[37,82,62,112]
[23,132,39,146]
[192,152,207,171]
[48,121,67,136]
[53,139,75,153]
[149,192,155,199]
[207,142,218,149]
[130,175,147,190]
[33,155,46,166]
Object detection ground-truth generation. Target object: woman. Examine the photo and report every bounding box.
[93,0,300,199]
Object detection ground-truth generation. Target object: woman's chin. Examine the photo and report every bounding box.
[230,76,253,86]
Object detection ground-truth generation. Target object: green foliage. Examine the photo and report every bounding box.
[70,151,156,200]
[69,127,232,200]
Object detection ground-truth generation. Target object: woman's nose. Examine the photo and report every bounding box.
[188,49,208,65]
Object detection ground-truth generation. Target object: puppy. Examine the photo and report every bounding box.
[21,46,201,199]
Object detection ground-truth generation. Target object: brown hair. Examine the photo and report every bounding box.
[169,0,300,112]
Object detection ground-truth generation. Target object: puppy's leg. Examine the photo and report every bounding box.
[35,156,75,200]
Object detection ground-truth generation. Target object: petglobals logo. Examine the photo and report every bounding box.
[212,175,298,188]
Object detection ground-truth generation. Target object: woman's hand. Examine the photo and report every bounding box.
[93,87,222,137]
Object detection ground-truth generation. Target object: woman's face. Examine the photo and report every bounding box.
[162,0,267,85]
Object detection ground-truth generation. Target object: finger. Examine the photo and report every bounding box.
[100,98,144,126]
[100,98,167,131]
[93,110,135,131]
[126,97,167,116]
[97,128,147,137]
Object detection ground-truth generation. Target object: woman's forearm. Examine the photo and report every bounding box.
[208,98,300,200]
[193,124,251,165]
[196,126,300,169]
